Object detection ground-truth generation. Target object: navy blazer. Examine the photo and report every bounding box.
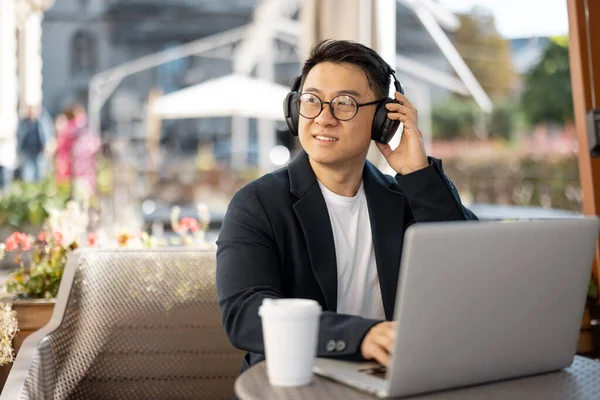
[216,151,477,374]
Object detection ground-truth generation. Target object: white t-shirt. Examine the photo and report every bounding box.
[318,181,386,320]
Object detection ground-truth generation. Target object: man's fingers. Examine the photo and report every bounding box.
[361,322,398,366]
[375,328,396,352]
[378,322,397,351]
[394,91,416,110]
[386,108,417,124]
[375,142,393,158]
[383,322,397,337]
[375,333,394,353]
[386,112,410,121]
[370,345,391,367]
[385,102,413,114]
[386,113,419,134]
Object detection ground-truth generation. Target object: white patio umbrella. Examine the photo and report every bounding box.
[151,73,289,121]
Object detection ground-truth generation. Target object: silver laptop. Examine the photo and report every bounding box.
[314,217,599,398]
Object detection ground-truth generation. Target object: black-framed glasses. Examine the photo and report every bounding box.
[295,93,385,121]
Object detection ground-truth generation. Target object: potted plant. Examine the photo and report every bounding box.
[0,179,70,269]
[3,197,90,300]
[4,231,76,300]
[0,244,21,386]
[0,198,91,388]
[0,230,76,374]
[0,197,91,390]
[0,179,70,231]
[0,244,18,364]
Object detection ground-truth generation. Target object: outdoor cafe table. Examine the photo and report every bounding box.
[235,356,600,399]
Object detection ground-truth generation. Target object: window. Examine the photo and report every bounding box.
[71,30,96,74]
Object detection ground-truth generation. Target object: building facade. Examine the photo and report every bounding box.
[40,0,458,166]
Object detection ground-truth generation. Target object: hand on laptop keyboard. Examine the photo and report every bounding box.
[359,365,387,379]
[360,321,397,367]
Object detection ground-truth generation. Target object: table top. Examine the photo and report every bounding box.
[235,356,600,400]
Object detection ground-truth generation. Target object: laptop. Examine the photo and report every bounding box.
[313,217,600,398]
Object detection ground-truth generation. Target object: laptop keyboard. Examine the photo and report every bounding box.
[359,365,387,379]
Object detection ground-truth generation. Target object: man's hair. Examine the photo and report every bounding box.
[300,39,393,99]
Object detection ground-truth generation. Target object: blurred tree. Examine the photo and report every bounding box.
[487,102,517,141]
[453,12,515,100]
[432,99,481,139]
[520,37,573,125]
[432,99,516,141]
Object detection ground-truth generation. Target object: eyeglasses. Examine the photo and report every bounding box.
[295,93,385,121]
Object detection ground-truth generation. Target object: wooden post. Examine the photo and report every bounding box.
[568,0,600,299]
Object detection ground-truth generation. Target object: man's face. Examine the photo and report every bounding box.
[298,62,379,169]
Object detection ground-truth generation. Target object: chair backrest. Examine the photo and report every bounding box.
[20,248,243,400]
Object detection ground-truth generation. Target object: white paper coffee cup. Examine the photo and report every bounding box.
[258,298,322,386]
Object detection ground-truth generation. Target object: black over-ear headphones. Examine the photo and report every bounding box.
[283,70,405,144]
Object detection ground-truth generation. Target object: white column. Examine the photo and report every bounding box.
[17,20,27,115]
[24,11,43,109]
[300,0,364,58]
[17,9,44,113]
[0,0,19,172]
[403,79,432,153]
[419,85,432,155]
[231,116,249,170]
[257,44,276,173]
[371,0,398,174]
[299,0,318,59]
[372,0,396,75]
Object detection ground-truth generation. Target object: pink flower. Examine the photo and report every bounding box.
[87,233,98,246]
[53,232,63,246]
[175,217,200,234]
[21,235,32,251]
[38,231,47,242]
[4,232,32,252]
[4,236,17,252]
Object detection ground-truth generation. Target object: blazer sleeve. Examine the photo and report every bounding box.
[216,187,381,361]
[395,157,478,222]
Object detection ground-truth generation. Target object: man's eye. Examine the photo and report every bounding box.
[335,96,355,106]
[300,95,318,103]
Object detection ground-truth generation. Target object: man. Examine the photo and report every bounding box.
[17,105,54,182]
[216,40,477,374]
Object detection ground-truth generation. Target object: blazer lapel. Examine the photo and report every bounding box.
[363,163,407,320]
[289,152,338,311]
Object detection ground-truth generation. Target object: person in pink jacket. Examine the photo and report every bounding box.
[55,104,99,192]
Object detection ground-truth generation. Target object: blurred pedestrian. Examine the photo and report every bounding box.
[16,105,54,182]
[55,104,100,194]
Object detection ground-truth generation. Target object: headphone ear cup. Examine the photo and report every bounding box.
[284,77,302,137]
[372,98,400,144]
[283,92,300,136]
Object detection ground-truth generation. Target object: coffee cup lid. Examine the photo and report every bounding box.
[258,298,322,318]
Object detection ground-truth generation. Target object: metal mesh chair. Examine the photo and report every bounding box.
[1,249,243,400]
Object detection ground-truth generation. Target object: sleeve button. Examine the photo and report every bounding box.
[326,340,336,352]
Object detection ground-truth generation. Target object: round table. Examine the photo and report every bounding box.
[235,356,600,399]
